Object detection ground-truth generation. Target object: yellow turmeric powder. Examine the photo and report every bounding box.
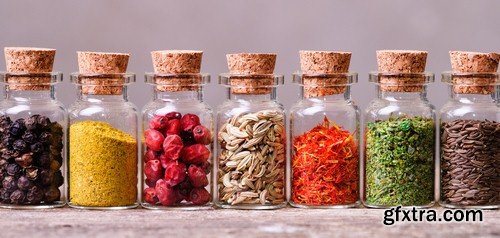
[69,121,137,207]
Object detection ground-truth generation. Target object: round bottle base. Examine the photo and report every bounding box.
[439,201,499,210]
[0,201,66,209]
[362,201,435,209]
[141,202,214,210]
[289,201,361,209]
[68,202,138,210]
[215,202,287,210]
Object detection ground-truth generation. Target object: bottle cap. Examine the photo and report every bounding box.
[299,50,352,97]
[225,53,277,94]
[150,50,204,92]
[4,47,56,91]
[76,51,130,95]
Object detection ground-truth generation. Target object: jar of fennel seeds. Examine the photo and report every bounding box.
[68,52,138,209]
[290,51,360,208]
[215,53,286,209]
[0,47,65,208]
[364,50,435,208]
[141,50,213,209]
[440,51,500,209]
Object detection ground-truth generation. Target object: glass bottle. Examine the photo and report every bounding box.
[440,72,499,209]
[67,72,138,209]
[141,73,213,209]
[0,72,66,208]
[363,72,436,208]
[289,72,360,208]
[215,74,287,209]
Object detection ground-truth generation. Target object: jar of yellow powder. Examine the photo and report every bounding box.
[68,51,138,209]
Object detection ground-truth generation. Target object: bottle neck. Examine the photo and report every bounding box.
[300,86,352,102]
[377,87,428,102]
[154,89,202,101]
[229,90,276,101]
[451,93,497,104]
[4,87,55,101]
[77,86,129,102]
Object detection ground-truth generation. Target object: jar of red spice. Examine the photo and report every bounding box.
[141,50,213,209]
[363,50,435,208]
[0,47,66,208]
[290,51,360,208]
[440,51,499,209]
[215,53,286,209]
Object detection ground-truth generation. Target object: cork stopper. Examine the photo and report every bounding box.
[151,50,203,92]
[376,50,428,92]
[4,47,56,91]
[449,51,500,94]
[226,53,276,94]
[77,51,130,95]
[299,50,351,97]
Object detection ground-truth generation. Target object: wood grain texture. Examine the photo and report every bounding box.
[0,208,498,238]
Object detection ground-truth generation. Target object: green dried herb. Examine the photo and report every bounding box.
[365,116,434,206]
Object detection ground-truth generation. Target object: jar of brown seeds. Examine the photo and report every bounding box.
[440,51,500,209]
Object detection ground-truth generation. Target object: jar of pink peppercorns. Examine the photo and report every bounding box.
[141,50,213,209]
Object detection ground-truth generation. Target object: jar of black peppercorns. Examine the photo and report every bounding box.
[0,47,66,208]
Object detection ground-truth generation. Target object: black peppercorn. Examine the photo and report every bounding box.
[13,139,28,152]
[17,176,33,191]
[52,170,64,187]
[26,186,43,204]
[9,189,26,204]
[9,119,26,137]
[21,132,37,144]
[0,188,11,203]
[44,186,60,203]
[15,153,33,168]
[6,163,20,177]
[37,153,51,168]
[1,134,15,148]
[2,176,17,192]
[38,169,53,186]
[50,159,61,171]
[25,115,40,131]
[25,167,39,181]
[30,142,44,153]
[37,116,51,129]
[38,132,52,144]
[0,116,12,132]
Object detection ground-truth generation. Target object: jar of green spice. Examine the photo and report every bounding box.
[363,50,436,208]
[68,52,138,209]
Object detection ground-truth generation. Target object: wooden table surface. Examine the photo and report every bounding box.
[0,207,498,238]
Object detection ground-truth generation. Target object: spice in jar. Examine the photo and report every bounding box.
[365,116,434,206]
[292,117,358,205]
[69,121,137,207]
[0,115,64,205]
[143,111,212,206]
[218,109,286,205]
[441,119,499,206]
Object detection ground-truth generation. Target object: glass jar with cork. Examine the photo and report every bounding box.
[67,51,138,209]
[141,50,213,209]
[440,51,499,209]
[290,51,360,208]
[215,53,286,209]
[363,50,436,208]
[0,47,66,208]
